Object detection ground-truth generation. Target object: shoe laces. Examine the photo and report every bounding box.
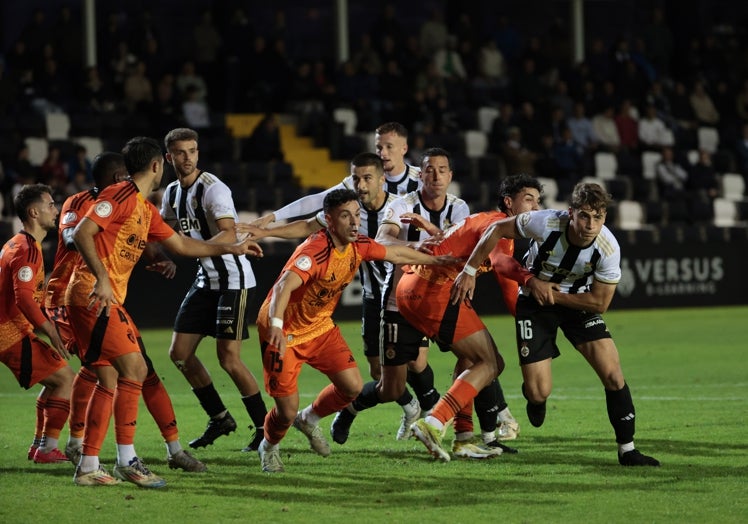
[129,457,153,475]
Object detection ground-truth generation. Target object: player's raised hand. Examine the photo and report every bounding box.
[145,259,177,279]
[235,222,270,240]
[450,269,476,305]
[400,213,441,236]
[232,237,263,257]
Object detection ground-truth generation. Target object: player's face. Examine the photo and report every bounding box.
[504,187,541,216]
[375,131,407,174]
[167,139,199,180]
[326,199,361,246]
[420,155,452,200]
[351,165,384,209]
[35,192,59,231]
[568,205,606,246]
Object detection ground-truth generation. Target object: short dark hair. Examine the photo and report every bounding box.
[121,136,163,175]
[498,174,543,212]
[91,152,126,188]
[351,152,384,174]
[164,127,199,150]
[570,182,612,213]
[375,122,408,139]
[14,183,53,222]
[420,147,452,171]
[323,188,359,214]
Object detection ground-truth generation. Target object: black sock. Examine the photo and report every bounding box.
[241,392,268,429]
[407,364,440,412]
[352,380,381,412]
[475,378,500,433]
[193,383,226,418]
[605,383,635,444]
[395,388,414,407]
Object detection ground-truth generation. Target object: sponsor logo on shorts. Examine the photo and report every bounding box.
[17,266,33,282]
[217,306,232,311]
[584,318,604,329]
[520,342,530,358]
[385,347,396,360]
[94,201,113,218]
[295,255,312,271]
[62,211,78,225]
[218,319,233,324]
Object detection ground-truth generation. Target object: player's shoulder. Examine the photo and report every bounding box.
[99,179,138,203]
[198,171,225,188]
[595,225,620,256]
[405,164,421,179]
[446,193,468,207]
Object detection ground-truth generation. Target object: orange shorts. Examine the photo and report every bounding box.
[396,272,485,346]
[45,306,78,355]
[0,334,68,389]
[67,305,142,366]
[261,326,358,398]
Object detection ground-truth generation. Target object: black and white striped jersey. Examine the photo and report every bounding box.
[380,191,470,312]
[383,164,421,196]
[161,171,256,290]
[315,192,399,303]
[515,209,621,295]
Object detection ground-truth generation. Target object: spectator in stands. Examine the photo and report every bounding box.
[433,35,467,82]
[489,102,516,152]
[352,33,383,77]
[736,79,748,123]
[109,41,137,96]
[502,126,536,176]
[419,8,449,57]
[735,123,748,175]
[80,65,115,113]
[243,113,283,163]
[67,145,92,185]
[123,60,153,113]
[478,38,507,91]
[549,79,574,118]
[152,73,181,129]
[182,85,210,129]
[513,57,543,106]
[689,81,720,127]
[642,7,674,77]
[656,146,689,200]
[176,60,208,103]
[615,98,639,153]
[516,101,544,151]
[638,104,673,150]
[593,105,621,152]
[688,149,720,200]
[567,101,598,155]
[40,145,66,189]
[552,126,583,198]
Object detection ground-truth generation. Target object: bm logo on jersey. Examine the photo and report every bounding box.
[179,217,200,232]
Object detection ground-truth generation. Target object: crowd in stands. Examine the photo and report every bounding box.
[1,2,748,238]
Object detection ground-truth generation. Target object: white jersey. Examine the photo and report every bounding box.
[315,192,399,302]
[515,209,621,295]
[380,191,470,311]
[161,171,257,290]
[384,164,421,196]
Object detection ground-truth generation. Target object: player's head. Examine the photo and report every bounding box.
[164,128,200,179]
[122,136,164,190]
[498,174,542,216]
[568,182,611,245]
[323,188,361,245]
[350,152,385,209]
[375,122,409,174]
[419,147,453,199]
[14,183,58,230]
[91,152,128,189]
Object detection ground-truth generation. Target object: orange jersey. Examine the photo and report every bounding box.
[258,230,387,347]
[45,189,97,308]
[65,180,175,306]
[0,232,46,352]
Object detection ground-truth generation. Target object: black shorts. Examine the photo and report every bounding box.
[381,310,429,366]
[361,298,383,358]
[514,295,612,365]
[173,284,254,341]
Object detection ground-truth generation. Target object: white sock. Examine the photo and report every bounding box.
[79,454,99,472]
[454,431,474,442]
[619,441,635,455]
[166,439,182,456]
[66,436,83,448]
[497,407,515,423]
[301,406,320,426]
[116,444,137,466]
[424,415,444,431]
[40,436,59,452]
[482,431,497,444]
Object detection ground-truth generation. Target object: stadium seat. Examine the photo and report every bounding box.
[594,152,617,180]
[537,177,559,202]
[713,198,739,227]
[464,130,489,159]
[73,137,104,160]
[45,112,71,140]
[332,108,357,136]
[720,173,745,201]
[24,137,48,166]
[641,151,662,180]
[616,200,645,230]
[697,126,719,153]
[477,106,500,134]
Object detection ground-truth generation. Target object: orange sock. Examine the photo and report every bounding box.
[82,384,114,456]
[263,407,292,445]
[33,394,47,441]
[142,372,178,442]
[430,379,478,426]
[113,377,142,446]
[453,402,474,434]
[42,396,70,440]
[311,384,355,418]
[69,367,97,438]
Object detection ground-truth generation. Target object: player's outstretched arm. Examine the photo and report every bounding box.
[161,231,263,259]
[552,279,616,314]
[382,244,458,266]
[237,216,322,240]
